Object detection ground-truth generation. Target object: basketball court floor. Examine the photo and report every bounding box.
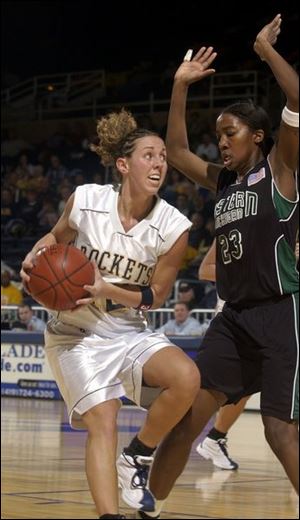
[1,397,298,519]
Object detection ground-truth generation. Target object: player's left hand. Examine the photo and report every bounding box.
[254,14,282,60]
[75,261,106,306]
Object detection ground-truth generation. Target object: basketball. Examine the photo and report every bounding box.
[26,244,95,310]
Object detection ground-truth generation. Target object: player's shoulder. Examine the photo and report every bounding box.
[75,183,114,195]
[74,183,116,207]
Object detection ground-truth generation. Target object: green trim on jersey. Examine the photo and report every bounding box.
[276,237,299,294]
[291,293,299,420]
[272,181,298,220]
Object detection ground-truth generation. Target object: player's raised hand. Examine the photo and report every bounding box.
[174,46,217,85]
[254,14,282,60]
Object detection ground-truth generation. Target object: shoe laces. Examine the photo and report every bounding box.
[217,438,230,457]
[131,456,152,489]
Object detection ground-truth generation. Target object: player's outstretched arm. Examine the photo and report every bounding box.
[254,14,298,112]
[254,14,299,199]
[166,47,222,192]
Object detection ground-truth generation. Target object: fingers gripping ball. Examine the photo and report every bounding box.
[27,244,95,310]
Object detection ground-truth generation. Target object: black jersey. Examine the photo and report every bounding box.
[215,158,299,306]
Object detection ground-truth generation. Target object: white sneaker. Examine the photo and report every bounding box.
[117,451,155,512]
[196,436,238,470]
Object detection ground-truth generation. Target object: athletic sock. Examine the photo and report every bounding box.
[124,435,156,457]
[207,427,227,441]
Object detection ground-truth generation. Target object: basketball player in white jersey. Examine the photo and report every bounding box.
[20,109,200,520]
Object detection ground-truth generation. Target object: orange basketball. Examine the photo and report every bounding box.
[27,244,95,310]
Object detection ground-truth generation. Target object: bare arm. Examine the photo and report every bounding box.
[254,14,299,199]
[166,47,222,191]
[20,194,77,285]
[198,238,216,282]
[77,231,189,310]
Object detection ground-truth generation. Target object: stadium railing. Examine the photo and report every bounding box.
[1,305,215,330]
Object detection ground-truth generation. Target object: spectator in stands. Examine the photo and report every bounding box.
[15,152,35,178]
[27,164,47,193]
[17,303,46,332]
[187,111,206,150]
[1,260,17,279]
[37,199,59,231]
[156,302,208,336]
[1,129,31,159]
[17,189,42,235]
[1,188,18,234]
[188,212,210,249]
[177,244,198,279]
[91,171,104,185]
[11,320,28,332]
[46,154,68,188]
[195,132,219,161]
[184,217,215,278]
[175,193,194,217]
[57,185,74,216]
[72,170,86,188]
[1,271,23,305]
[177,281,203,309]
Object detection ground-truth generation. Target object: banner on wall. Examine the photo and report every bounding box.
[1,332,260,409]
[1,333,61,399]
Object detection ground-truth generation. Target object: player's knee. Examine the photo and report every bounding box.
[82,405,117,436]
[263,416,296,453]
[174,363,200,400]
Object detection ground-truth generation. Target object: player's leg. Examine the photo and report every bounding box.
[196,395,249,470]
[214,396,249,432]
[260,294,299,494]
[120,310,251,516]
[134,388,226,518]
[150,387,226,498]
[118,346,200,511]
[138,346,200,446]
[82,399,122,517]
[262,415,298,493]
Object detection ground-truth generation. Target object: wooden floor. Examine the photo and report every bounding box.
[1,397,298,519]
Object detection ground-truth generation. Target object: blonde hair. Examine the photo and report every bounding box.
[90,108,158,169]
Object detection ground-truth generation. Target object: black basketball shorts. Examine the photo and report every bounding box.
[195,293,299,422]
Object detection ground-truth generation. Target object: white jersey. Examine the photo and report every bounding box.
[69,183,191,285]
[51,183,192,332]
[45,184,192,423]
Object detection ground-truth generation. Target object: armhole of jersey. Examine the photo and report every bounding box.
[159,219,191,256]
[275,235,299,294]
[268,155,299,221]
[68,186,83,230]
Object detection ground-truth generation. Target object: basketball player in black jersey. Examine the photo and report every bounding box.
[122,14,299,519]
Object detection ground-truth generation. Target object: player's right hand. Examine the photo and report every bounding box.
[20,251,36,292]
[20,246,49,289]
